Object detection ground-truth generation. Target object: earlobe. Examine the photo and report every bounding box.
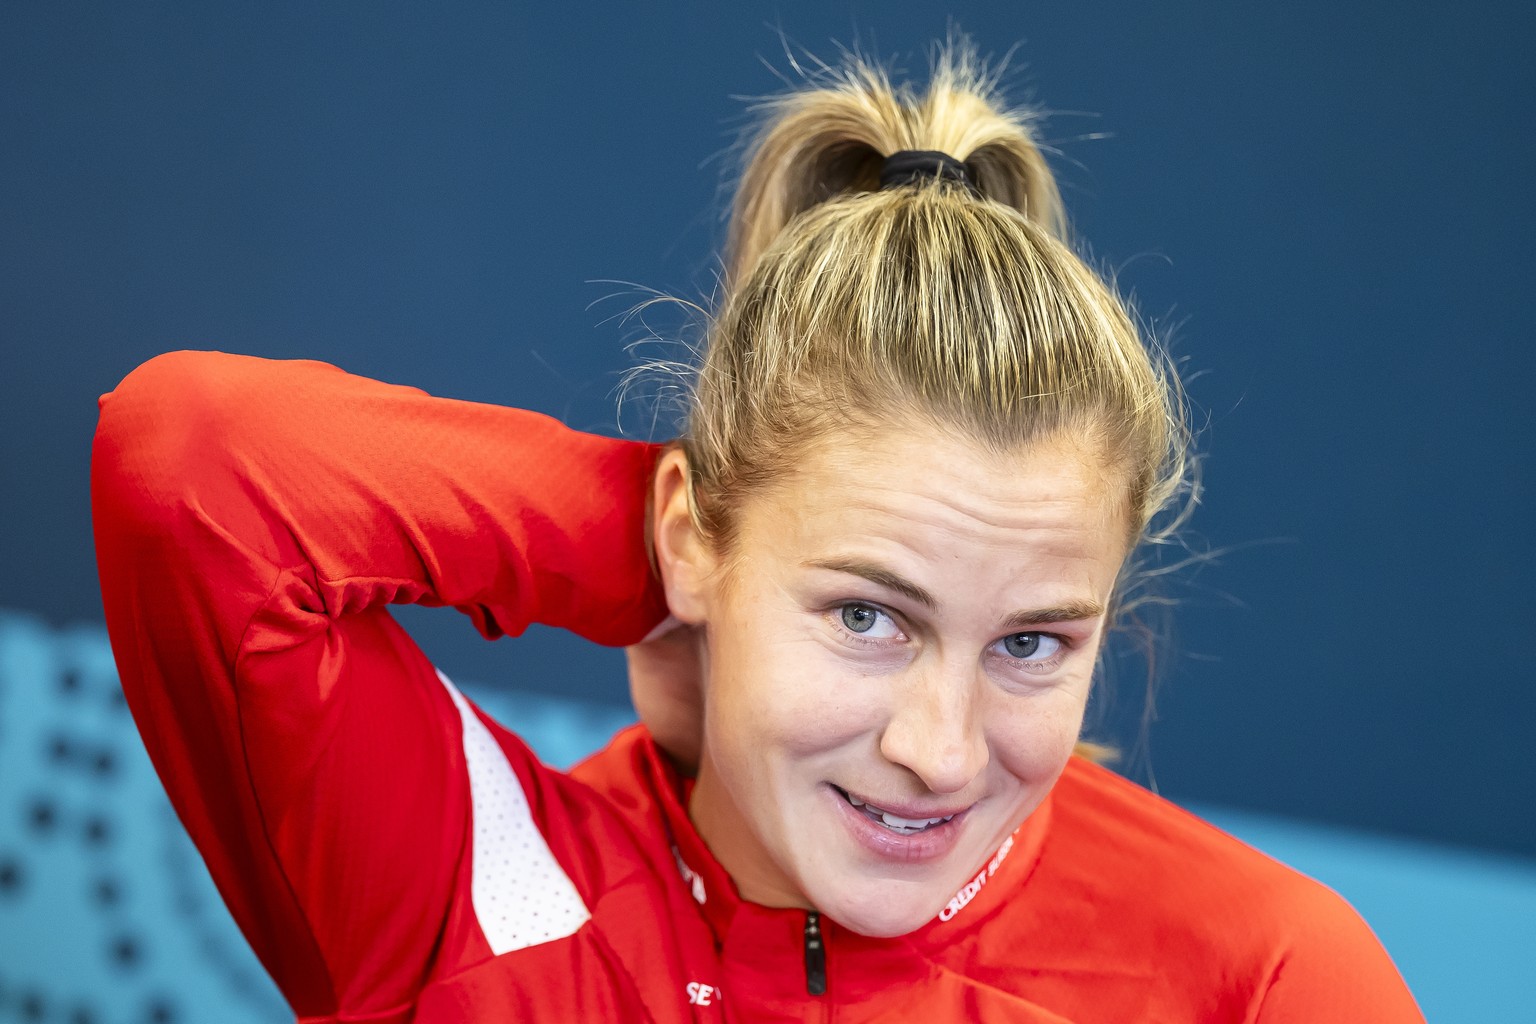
[652,448,715,625]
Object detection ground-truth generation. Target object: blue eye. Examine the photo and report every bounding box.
[841,604,879,633]
[999,632,1062,661]
[837,603,901,640]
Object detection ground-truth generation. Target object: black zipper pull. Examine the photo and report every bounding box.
[804,910,827,996]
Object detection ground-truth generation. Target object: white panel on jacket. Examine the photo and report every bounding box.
[436,668,591,954]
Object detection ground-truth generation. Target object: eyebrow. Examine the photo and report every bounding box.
[807,557,937,607]
[805,557,1106,630]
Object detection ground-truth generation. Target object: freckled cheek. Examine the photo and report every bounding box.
[707,632,882,759]
[986,698,1088,788]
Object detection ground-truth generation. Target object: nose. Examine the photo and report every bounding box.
[878,658,989,795]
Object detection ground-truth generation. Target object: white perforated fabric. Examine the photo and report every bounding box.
[435,668,591,954]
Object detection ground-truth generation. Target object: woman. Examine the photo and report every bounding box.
[91,48,1423,1021]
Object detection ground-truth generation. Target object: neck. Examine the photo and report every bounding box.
[688,749,813,910]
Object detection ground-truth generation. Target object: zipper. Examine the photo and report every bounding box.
[803,910,827,996]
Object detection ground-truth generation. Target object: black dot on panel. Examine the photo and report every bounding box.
[48,733,74,762]
[25,798,57,835]
[83,815,112,847]
[70,1005,99,1024]
[145,997,177,1024]
[110,933,142,969]
[108,686,129,713]
[59,669,82,694]
[18,988,46,1021]
[0,855,24,895]
[92,875,122,907]
[91,749,117,778]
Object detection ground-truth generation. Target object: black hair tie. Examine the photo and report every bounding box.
[879,150,977,192]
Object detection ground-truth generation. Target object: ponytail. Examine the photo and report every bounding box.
[726,49,1066,284]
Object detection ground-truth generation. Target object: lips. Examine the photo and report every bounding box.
[829,786,970,841]
[833,786,964,835]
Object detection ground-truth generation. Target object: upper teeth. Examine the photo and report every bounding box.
[846,793,954,830]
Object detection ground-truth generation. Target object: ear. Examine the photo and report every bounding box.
[652,447,719,625]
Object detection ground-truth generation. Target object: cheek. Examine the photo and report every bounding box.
[704,607,880,758]
[987,635,1102,785]
[987,692,1090,786]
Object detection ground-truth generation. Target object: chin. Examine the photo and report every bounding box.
[810,877,947,938]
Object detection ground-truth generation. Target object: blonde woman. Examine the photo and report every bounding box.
[91,45,1423,1022]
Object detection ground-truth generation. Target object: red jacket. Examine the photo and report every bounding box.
[91,350,1424,1022]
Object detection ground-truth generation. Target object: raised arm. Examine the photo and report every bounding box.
[91,350,665,1017]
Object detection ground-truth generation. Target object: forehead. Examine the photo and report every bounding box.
[735,422,1130,584]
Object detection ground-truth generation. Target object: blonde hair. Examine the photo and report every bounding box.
[679,44,1190,564]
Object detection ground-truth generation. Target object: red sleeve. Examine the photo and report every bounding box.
[90,350,666,1018]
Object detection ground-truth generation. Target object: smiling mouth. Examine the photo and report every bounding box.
[833,786,958,835]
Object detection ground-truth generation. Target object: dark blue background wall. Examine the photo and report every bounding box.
[3,1,1532,858]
